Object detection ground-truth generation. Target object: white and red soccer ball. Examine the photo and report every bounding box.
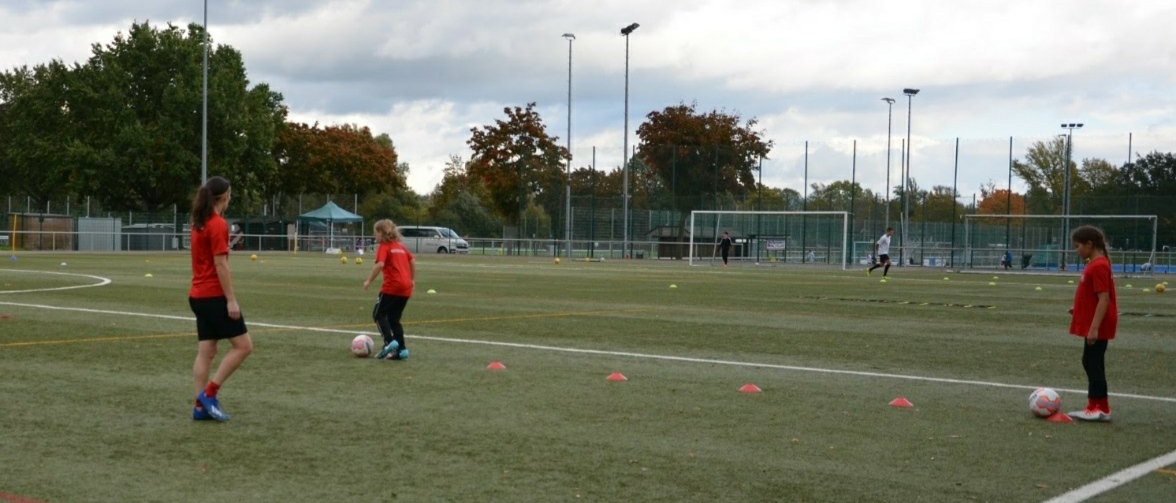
[1029,387,1062,417]
[350,334,374,358]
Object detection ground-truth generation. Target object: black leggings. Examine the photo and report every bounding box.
[372,293,409,350]
[721,249,729,264]
[1082,340,1108,399]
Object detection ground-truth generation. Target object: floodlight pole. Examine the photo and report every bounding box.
[201,0,209,185]
[882,98,895,233]
[901,88,919,266]
[621,22,639,258]
[1060,122,1083,270]
[563,33,575,258]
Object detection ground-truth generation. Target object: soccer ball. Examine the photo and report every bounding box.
[1029,387,1062,417]
[350,334,374,358]
[1156,283,1167,293]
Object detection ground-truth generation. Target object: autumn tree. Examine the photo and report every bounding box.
[273,122,402,198]
[635,103,772,245]
[467,103,569,229]
[973,182,1030,227]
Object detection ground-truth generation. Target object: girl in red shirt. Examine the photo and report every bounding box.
[363,219,415,360]
[1067,225,1117,422]
[189,176,253,421]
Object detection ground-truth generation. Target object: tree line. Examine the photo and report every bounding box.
[1,21,1171,247]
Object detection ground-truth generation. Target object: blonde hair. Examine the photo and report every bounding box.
[373,219,400,244]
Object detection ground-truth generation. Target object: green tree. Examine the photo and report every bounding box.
[427,155,501,238]
[635,102,772,253]
[0,60,83,212]
[1119,151,1176,246]
[915,186,965,223]
[806,180,870,211]
[68,22,285,212]
[467,103,569,227]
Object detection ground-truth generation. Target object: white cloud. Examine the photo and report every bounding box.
[2,0,1174,196]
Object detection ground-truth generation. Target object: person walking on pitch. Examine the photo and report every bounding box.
[867,227,894,277]
[719,231,733,267]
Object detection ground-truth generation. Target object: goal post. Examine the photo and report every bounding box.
[688,211,850,269]
[961,214,1158,274]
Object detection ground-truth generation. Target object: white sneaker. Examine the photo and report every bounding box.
[1068,409,1112,422]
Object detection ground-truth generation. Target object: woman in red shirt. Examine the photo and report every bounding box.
[189,176,253,421]
[363,219,415,360]
[1067,225,1117,422]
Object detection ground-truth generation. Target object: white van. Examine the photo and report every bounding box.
[397,226,470,254]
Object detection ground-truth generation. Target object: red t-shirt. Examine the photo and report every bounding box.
[377,240,414,297]
[189,213,230,299]
[1070,255,1118,340]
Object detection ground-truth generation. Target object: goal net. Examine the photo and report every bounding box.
[688,211,850,268]
[961,214,1158,274]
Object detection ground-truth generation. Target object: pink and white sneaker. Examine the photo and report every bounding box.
[1068,409,1112,422]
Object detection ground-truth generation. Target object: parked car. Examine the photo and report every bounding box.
[397,226,470,254]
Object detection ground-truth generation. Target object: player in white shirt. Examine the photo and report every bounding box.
[867,227,895,277]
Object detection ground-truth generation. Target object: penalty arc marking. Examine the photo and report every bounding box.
[0,269,112,294]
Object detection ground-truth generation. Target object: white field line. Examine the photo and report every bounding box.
[0,270,112,294]
[3,299,1176,405]
[1041,448,1176,503]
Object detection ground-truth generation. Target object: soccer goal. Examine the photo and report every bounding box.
[688,211,850,268]
[961,214,1158,274]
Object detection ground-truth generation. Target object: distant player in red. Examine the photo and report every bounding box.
[363,219,415,360]
[189,176,253,422]
[1067,225,1118,422]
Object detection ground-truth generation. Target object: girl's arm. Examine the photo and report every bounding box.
[213,254,240,319]
[1086,291,1110,344]
[409,258,416,283]
[363,262,383,290]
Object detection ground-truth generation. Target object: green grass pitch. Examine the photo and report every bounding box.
[1,252,1174,502]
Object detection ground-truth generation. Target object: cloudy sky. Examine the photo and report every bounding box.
[2,0,1174,200]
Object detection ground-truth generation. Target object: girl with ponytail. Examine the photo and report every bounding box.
[1067,225,1118,421]
[188,176,253,422]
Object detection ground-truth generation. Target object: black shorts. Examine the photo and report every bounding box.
[878,254,891,263]
[189,296,248,341]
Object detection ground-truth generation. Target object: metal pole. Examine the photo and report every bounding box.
[849,139,856,267]
[950,138,959,268]
[802,141,808,262]
[902,92,914,266]
[1006,136,1013,251]
[1063,131,1072,270]
[590,146,596,258]
[201,0,209,185]
[898,138,905,266]
[882,98,894,232]
[621,26,637,258]
[563,34,574,258]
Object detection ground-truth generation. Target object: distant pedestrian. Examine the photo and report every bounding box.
[719,232,733,267]
[867,227,894,277]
